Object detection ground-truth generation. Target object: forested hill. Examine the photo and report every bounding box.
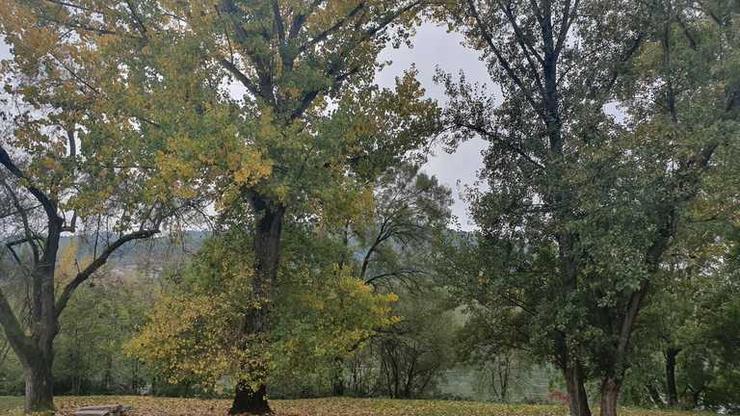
[57,228,474,278]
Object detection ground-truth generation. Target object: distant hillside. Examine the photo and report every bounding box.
[57,230,210,278]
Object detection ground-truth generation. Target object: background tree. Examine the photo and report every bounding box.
[326,161,454,396]
[353,162,453,287]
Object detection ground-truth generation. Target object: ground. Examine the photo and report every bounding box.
[0,396,707,416]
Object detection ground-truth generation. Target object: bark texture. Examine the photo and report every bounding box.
[229,199,284,415]
[565,364,592,416]
[599,378,621,416]
[231,383,271,415]
[25,358,54,413]
[665,348,680,406]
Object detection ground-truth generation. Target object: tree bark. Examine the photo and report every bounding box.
[24,356,54,414]
[646,382,664,407]
[331,357,345,396]
[565,364,592,416]
[599,377,621,416]
[665,348,680,406]
[231,383,270,415]
[230,199,284,415]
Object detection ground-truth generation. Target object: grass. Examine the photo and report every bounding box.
[0,396,708,416]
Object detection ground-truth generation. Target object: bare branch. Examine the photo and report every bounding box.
[0,285,34,365]
[0,145,60,223]
[466,0,546,120]
[55,229,159,316]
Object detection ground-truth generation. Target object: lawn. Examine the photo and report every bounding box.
[0,396,706,416]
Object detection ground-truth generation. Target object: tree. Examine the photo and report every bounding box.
[585,2,738,414]
[0,1,438,412]
[126,228,400,398]
[0,48,181,414]
[354,162,453,288]
[53,265,159,396]
[436,1,738,416]
[436,0,647,414]
[374,281,458,399]
[321,162,453,396]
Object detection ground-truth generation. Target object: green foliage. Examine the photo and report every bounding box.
[53,274,157,395]
[623,227,740,411]
[436,0,738,413]
[127,231,398,393]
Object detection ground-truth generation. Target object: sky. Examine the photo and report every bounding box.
[375,23,490,230]
[0,22,491,230]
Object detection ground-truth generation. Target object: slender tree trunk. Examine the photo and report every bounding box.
[331,357,345,396]
[402,354,417,398]
[665,348,680,406]
[24,355,54,414]
[565,364,592,416]
[599,377,621,416]
[646,382,664,407]
[230,200,284,415]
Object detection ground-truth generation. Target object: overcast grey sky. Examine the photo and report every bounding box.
[1,22,490,229]
[375,23,489,230]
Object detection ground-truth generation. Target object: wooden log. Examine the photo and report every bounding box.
[74,404,130,416]
[74,411,113,416]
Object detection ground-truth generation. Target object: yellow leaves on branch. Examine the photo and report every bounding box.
[271,266,399,379]
[126,251,399,392]
[124,289,245,391]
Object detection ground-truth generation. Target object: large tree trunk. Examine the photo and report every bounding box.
[24,356,54,413]
[565,364,592,416]
[599,377,621,416]
[665,348,680,407]
[230,200,284,415]
[231,383,270,415]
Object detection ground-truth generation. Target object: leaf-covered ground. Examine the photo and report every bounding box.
[0,396,707,416]
[0,397,23,414]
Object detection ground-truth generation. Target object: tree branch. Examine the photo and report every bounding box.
[0,145,60,224]
[0,285,34,366]
[219,58,261,98]
[466,0,546,120]
[271,0,286,43]
[457,121,545,170]
[365,269,424,286]
[298,2,367,54]
[55,229,159,317]
[288,0,325,40]
[1,178,40,263]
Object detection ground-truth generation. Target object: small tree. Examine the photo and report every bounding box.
[126,230,400,396]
